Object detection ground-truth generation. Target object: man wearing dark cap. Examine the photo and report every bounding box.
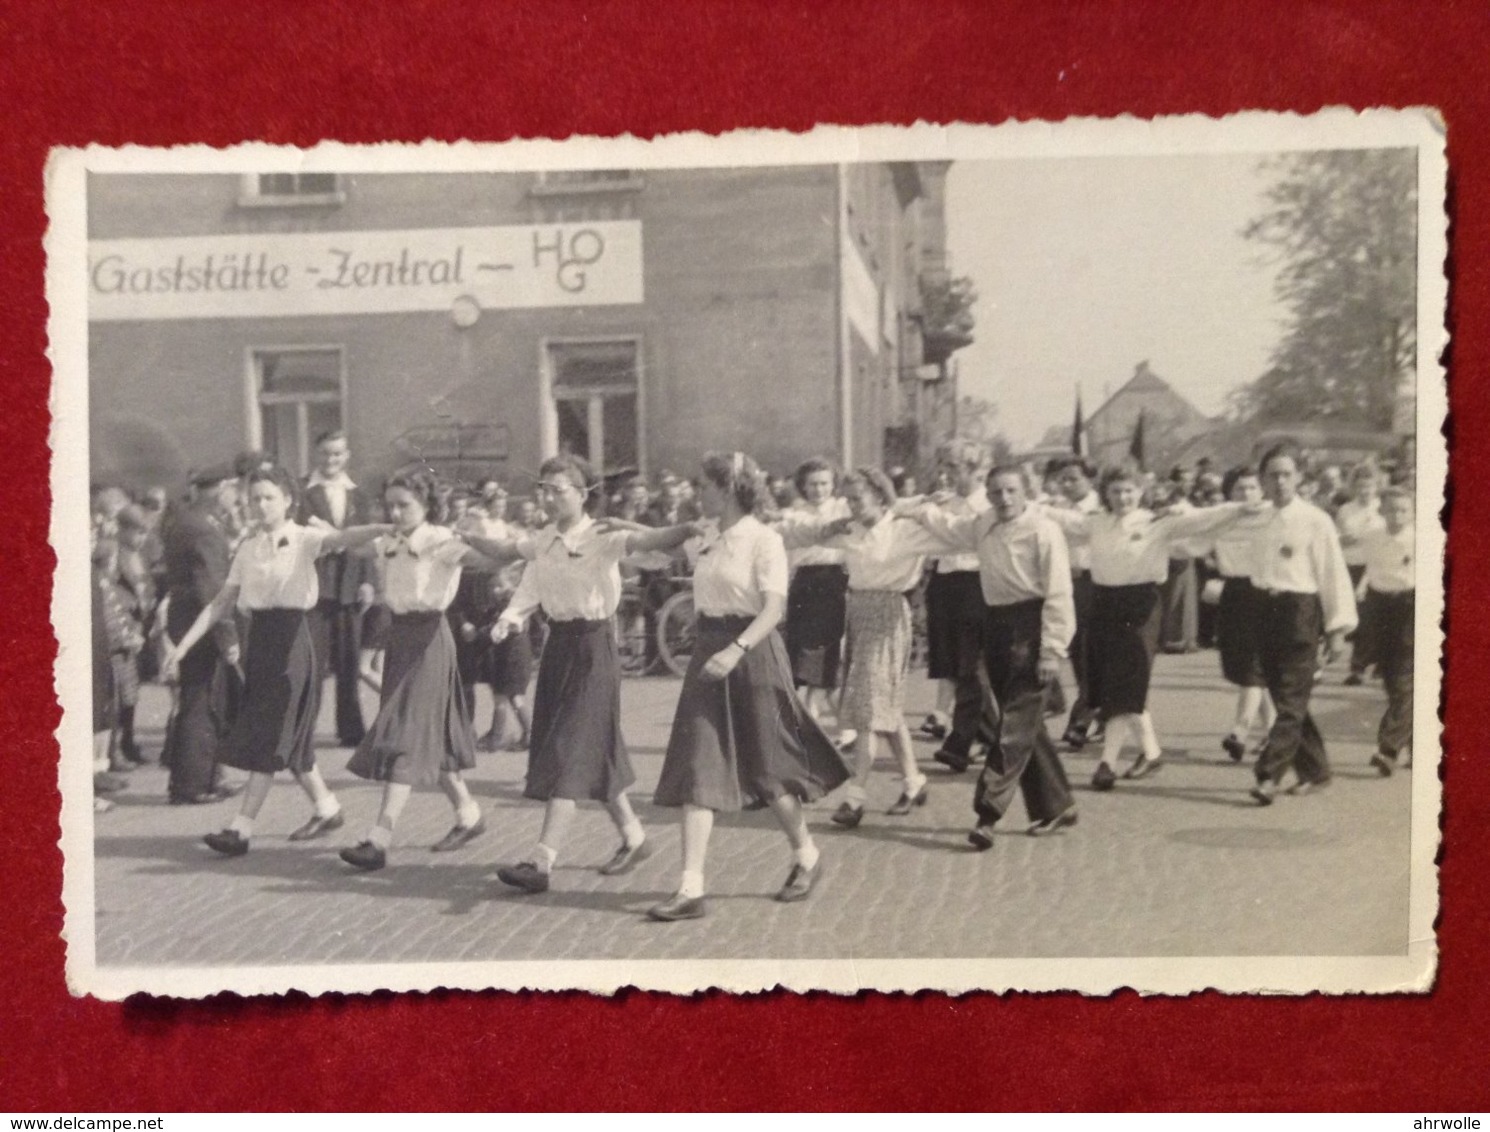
[159,465,240,804]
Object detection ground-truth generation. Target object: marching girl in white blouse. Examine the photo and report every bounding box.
[464,455,700,895]
[779,467,951,828]
[337,471,509,872]
[1206,466,1277,762]
[163,465,391,856]
[646,453,850,922]
[783,458,853,738]
[1042,466,1260,790]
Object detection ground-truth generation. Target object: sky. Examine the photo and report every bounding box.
[944,153,1287,449]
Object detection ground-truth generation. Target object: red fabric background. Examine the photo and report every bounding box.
[2,0,1485,1112]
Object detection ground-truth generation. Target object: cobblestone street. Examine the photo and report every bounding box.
[89,652,1414,967]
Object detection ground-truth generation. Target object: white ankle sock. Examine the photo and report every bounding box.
[367,825,393,850]
[844,784,866,806]
[904,772,927,796]
[794,842,820,871]
[314,796,340,819]
[456,800,482,828]
[531,843,558,874]
[679,870,705,899]
[228,815,255,838]
[619,819,646,849]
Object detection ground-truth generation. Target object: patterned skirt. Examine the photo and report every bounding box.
[1088,582,1162,716]
[654,615,850,810]
[524,618,635,803]
[348,611,476,786]
[218,608,320,775]
[839,589,913,733]
[785,564,849,689]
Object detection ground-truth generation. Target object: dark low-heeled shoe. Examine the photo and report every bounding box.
[1027,805,1079,837]
[967,822,997,851]
[830,801,864,828]
[204,829,249,857]
[1221,735,1246,762]
[340,841,387,871]
[933,748,971,773]
[288,811,345,841]
[431,815,487,852]
[886,785,928,816]
[776,860,822,903]
[647,893,706,922]
[1091,763,1117,792]
[1123,754,1163,780]
[496,861,549,894]
[598,839,654,876]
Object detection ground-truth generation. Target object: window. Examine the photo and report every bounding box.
[238,173,346,208]
[529,169,642,222]
[546,339,641,476]
[251,347,345,477]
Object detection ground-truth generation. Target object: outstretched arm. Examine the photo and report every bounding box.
[460,531,526,563]
[624,521,705,555]
[162,582,241,678]
[320,523,395,553]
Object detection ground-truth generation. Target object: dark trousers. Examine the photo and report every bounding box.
[1366,588,1414,755]
[929,571,994,760]
[972,599,1073,824]
[1347,564,1371,674]
[1064,570,1098,735]
[309,599,365,746]
[1254,591,1330,786]
[163,642,234,800]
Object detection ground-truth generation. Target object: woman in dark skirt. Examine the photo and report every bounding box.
[1209,466,1276,761]
[1045,466,1259,790]
[465,455,700,896]
[164,465,390,856]
[648,452,850,922]
[783,458,850,728]
[338,472,505,871]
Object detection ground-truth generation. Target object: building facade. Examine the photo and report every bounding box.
[87,164,966,493]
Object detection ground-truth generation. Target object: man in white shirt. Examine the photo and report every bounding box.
[910,466,1078,845]
[1249,442,1359,804]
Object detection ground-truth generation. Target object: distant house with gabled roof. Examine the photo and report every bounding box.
[1034,361,1218,471]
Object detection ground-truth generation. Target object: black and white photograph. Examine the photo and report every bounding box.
[48,111,1445,999]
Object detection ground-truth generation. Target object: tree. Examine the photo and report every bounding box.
[1239,149,1416,430]
[920,274,977,364]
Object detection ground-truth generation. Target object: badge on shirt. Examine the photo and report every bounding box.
[1280,545,1294,558]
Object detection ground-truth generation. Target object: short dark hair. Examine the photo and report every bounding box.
[1047,454,1098,481]
[701,451,764,513]
[385,470,443,522]
[245,464,300,508]
[1220,464,1259,500]
[793,457,839,497]
[314,429,349,449]
[1260,439,1304,473]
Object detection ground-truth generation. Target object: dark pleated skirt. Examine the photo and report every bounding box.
[218,608,320,775]
[348,611,476,786]
[924,569,985,680]
[524,618,634,803]
[785,564,849,689]
[1088,582,1162,716]
[1216,577,1265,688]
[485,614,535,697]
[654,615,851,810]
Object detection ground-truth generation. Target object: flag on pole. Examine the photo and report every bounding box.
[1071,387,1086,457]
[1128,410,1146,470]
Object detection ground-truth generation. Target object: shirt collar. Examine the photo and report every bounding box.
[308,470,357,490]
[544,515,595,552]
